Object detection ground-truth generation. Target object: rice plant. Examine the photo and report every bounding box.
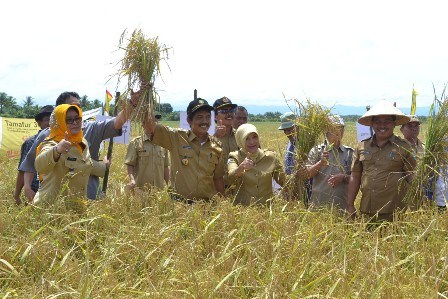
[404,84,448,208]
[112,28,170,123]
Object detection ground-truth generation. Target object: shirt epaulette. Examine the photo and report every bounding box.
[210,135,222,147]
[361,137,372,142]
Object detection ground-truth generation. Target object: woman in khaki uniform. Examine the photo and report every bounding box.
[34,104,106,210]
[227,123,286,206]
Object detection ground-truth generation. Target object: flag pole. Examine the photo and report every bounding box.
[102,91,120,194]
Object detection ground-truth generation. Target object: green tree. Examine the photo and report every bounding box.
[80,95,92,110]
[0,92,16,115]
[21,96,39,118]
[160,103,173,113]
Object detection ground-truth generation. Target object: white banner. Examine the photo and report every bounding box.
[82,107,103,121]
[356,123,372,142]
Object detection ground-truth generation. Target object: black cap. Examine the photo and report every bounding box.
[213,97,238,111]
[35,105,54,121]
[187,98,213,116]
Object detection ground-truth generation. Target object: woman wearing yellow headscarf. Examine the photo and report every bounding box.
[227,123,286,206]
[33,104,106,209]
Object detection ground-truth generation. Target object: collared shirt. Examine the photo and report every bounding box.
[18,130,41,192]
[124,133,170,190]
[227,149,286,206]
[284,141,296,175]
[217,128,239,187]
[19,119,122,199]
[152,124,225,200]
[351,134,416,214]
[33,138,106,206]
[307,143,353,210]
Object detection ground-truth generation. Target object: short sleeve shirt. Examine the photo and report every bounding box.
[307,143,353,210]
[351,134,416,214]
[124,134,170,189]
[152,124,225,200]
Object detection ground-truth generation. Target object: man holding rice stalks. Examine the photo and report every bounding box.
[306,115,353,211]
[346,101,416,221]
[142,98,226,202]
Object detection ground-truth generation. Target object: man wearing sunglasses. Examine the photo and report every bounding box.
[19,91,139,201]
[213,97,239,190]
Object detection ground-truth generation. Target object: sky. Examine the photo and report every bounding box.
[1,0,448,112]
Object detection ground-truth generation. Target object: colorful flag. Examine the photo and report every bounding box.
[411,88,418,115]
[105,90,113,113]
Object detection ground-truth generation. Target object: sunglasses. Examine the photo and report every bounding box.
[66,117,82,125]
[216,108,236,115]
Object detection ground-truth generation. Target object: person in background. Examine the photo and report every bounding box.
[306,115,353,211]
[125,112,170,192]
[227,123,286,206]
[142,98,225,202]
[400,115,424,154]
[213,97,239,191]
[13,105,54,205]
[34,104,106,211]
[213,97,239,156]
[347,101,416,221]
[232,106,248,130]
[19,91,139,201]
[278,112,296,175]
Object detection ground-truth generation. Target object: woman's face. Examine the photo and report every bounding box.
[245,132,260,154]
[65,108,82,135]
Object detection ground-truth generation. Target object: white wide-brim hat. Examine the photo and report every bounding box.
[358,100,410,126]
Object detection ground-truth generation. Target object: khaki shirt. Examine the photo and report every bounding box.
[124,134,170,190]
[218,129,239,187]
[34,139,106,205]
[152,124,225,200]
[227,149,286,206]
[351,134,416,214]
[307,143,353,210]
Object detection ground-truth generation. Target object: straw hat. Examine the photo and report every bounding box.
[358,100,410,126]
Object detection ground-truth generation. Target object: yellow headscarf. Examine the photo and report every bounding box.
[235,123,262,160]
[37,104,84,156]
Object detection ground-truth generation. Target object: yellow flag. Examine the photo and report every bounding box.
[105,90,113,113]
[411,88,418,115]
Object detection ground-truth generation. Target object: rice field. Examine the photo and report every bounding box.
[1,120,448,298]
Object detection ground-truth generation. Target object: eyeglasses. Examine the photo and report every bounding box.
[216,108,236,115]
[66,117,82,125]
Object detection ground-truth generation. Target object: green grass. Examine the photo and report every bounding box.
[2,121,448,298]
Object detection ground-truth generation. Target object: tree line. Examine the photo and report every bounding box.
[3,92,389,122]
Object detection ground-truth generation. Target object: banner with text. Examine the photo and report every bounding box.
[0,117,40,159]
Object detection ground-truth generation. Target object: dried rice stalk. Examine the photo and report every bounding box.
[405,84,448,208]
[284,98,331,202]
[113,28,170,122]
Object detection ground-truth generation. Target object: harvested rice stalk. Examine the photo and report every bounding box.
[284,98,331,202]
[405,84,448,208]
[113,28,170,123]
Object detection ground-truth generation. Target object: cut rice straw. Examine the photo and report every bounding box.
[112,28,170,123]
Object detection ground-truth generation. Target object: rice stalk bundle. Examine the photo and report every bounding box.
[286,99,331,202]
[404,84,448,208]
[113,28,170,122]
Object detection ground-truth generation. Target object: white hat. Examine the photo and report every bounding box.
[358,100,410,126]
[329,115,345,127]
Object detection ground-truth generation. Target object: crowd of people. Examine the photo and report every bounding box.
[12,91,448,221]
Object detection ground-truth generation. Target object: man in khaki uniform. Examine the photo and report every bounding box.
[307,115,353,211]
[144,98,226,202]
[125,113,170,191]
[213,97,239,159]
[400,115,424,154]
[347,101,416,221]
